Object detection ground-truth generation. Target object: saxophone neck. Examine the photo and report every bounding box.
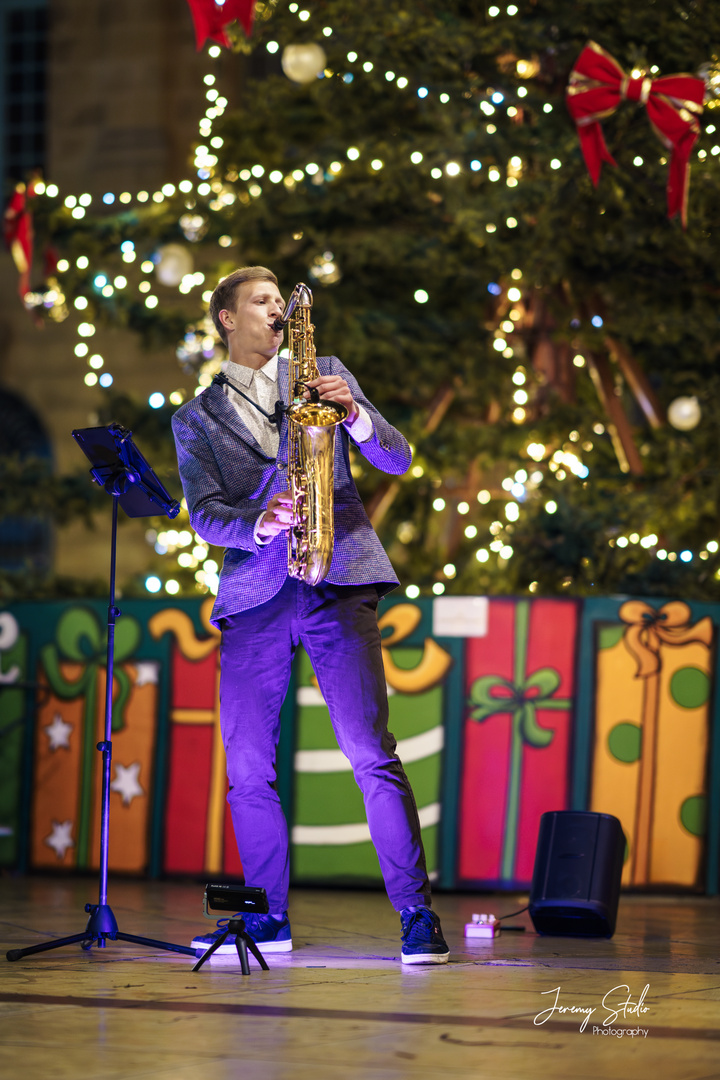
[274,282,313,329]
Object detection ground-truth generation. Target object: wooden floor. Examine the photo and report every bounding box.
[1,876,719,1080]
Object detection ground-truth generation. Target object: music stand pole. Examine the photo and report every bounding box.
[88,491,121,945]
[7,425,197,962]
[98,493,119,920]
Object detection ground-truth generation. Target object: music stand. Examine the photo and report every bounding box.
[7,423,197,962]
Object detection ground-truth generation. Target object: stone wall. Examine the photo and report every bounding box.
[1,0,212,583]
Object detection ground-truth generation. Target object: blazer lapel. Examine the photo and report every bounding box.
[201,383,272,458]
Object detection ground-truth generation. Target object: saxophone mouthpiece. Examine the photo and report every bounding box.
[272,317,285,331]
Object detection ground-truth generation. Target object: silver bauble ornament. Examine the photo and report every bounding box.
[155,244,194,287]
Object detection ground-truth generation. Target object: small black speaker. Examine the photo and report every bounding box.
[529,811,625,937]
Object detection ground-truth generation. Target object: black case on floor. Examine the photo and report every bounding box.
[529,811,626,937]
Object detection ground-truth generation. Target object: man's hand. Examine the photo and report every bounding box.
[257,490,294,541]
[305,375,358,422]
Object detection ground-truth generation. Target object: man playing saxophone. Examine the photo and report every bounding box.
[171,265,449,964]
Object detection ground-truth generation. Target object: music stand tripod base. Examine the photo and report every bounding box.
[7,904,197,962]
[193,919,270,975]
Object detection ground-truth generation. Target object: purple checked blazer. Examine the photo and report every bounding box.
[171,354,412,625]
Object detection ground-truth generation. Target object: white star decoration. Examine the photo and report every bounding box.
[45,820,74,859]
[44,712,73,751]
[110,761,145,806]
[134,661,159,687]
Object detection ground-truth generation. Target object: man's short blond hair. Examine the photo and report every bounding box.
[209,266,279,346]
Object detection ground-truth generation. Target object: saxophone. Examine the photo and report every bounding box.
[274,283,348,585]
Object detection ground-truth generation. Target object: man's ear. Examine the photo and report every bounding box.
[219,308,235,334]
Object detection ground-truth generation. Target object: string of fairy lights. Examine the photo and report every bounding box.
[25,0,720,597]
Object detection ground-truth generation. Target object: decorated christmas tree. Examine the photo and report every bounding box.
[7,0,720,602]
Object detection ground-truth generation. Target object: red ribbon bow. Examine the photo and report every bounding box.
[3,182,35,299]
[566,41,705,227]
[185,0,254,50]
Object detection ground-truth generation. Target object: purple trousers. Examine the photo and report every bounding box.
[219,577,431,913]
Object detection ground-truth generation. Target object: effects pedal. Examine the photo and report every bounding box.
[464,913,499,940]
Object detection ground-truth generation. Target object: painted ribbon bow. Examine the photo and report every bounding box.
[619,600,713,678]
[41,607,141,731]
[378,604,453,694]
[566,41,705,227]
[468,669,566,747]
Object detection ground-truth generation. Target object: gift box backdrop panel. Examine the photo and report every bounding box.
[151,604,242,878]
[162,645,219,875]
[458,598,578,886]
[652,644,710,884]
[378,596,465,889]
[290,641,445,885]
[31,663,157,874]
[163,705,215,875]
[0,598,209,877]
[0,613,28,867]
[32,680,84,869]
[29,599,158,874]
[589,601,714,889]
[88,666,158,874]
[590,623,644,880]
[2,595,720,893]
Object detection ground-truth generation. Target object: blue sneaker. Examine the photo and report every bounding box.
[191,913,292,956]
[400,908,449,965]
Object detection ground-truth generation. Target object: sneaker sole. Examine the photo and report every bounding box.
[191,939,236,954]
[191,938,293,955]
[254,938,292,953]
[401,951,450,965]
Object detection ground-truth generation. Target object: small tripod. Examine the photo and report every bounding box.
[7,425,196,963]
[193,918,270,975]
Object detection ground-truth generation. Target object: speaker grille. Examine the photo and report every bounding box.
[542,815,600,900]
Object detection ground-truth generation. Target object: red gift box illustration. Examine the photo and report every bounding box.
[150,600,241,877]
[458,598,578,885]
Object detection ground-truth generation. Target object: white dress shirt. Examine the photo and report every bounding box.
[224,354,282,458]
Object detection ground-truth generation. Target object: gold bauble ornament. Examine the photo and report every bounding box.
[282,43,326,84]
[667,395,701,431]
